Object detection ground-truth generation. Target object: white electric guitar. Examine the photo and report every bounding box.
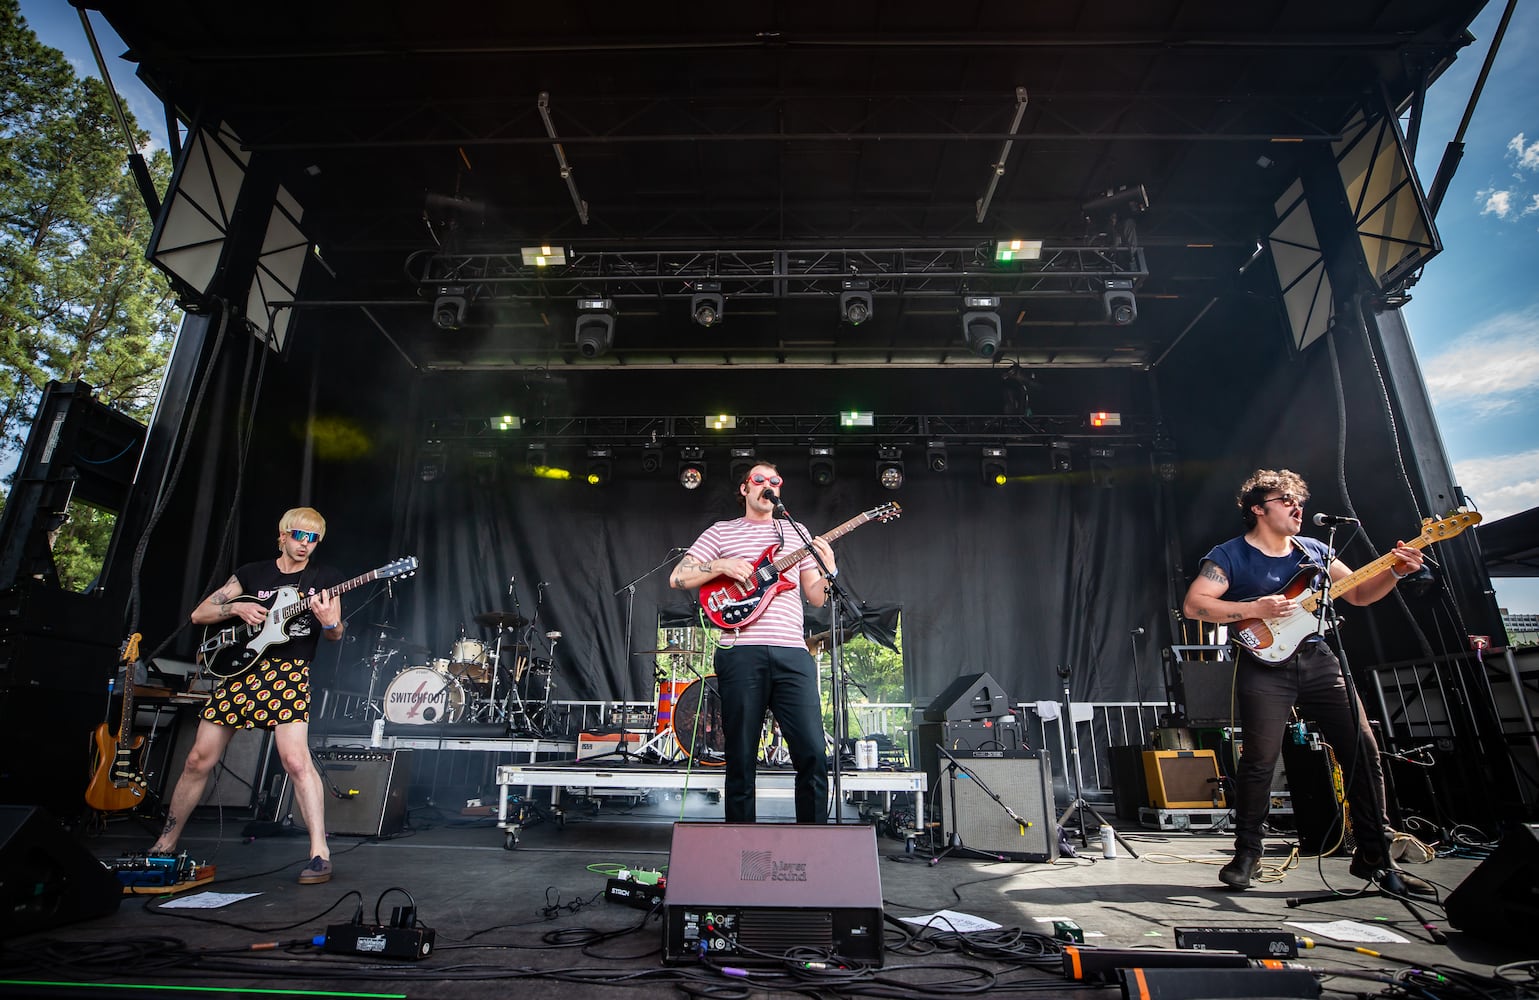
[199,557,418,678]
[1230,511,1481,663]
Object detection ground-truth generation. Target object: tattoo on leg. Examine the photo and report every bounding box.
[160,815,176,835]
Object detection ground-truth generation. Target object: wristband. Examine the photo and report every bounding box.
[1390,567,1408,581]
[827,569,839,579]
[323,621,341,631]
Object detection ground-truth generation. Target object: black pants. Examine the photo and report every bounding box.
[714,643,828,824]
[1233,641,1391,860]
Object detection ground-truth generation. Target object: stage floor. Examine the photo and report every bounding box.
[7,795,1528,1000]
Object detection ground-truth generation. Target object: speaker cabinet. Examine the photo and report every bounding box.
[1178,658,1236,726]
[936,750,1058,862]
[163,723,272,809]
[662,822,884,965]
[0,805,121,938]
[278,749,412,837]
[1446,823,1539,944]
[1280,740,1354,856]
[923,672,1010,722]
[1109,745,1150,821]
[913,718,1024,790]
[1142,750,1225,809]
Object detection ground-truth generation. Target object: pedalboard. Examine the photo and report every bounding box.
[322,922,435,960]
[605,876,666,911]
[109,852,215,894]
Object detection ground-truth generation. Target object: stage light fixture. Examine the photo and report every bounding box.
[926,440,948,473]
[691,282,724,327]
[729,447,757,484]
[678,446,706,490]
[994,238,1043,262]
[840,411,874,427]
[585,447,613,487]
[520,244,567,267]
[840,279,873,326]
[1050,440,1073,473]
[1090,411,1122,427]
[961,294,1002,358]
[808,446,836,487]
[706,414,737,430]
[418,441,446,483]
[495,414,522,431]
[433,285,469,330]
[1089,446,1115,488]
[876,446,904,491]
[641,444,663,474]
[1101,279,1137,326]
[575,297,615,358]
[981,446,1008,487]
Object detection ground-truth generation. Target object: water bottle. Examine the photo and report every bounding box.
[371,718,386,747]
[1099,823,1117,859]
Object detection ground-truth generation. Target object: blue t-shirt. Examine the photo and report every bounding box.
[1200,535,1333,603]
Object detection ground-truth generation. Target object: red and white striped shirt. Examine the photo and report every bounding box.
[688,517,817,648]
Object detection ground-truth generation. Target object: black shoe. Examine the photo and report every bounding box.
[1219,849,1262,890]
[1348,853,1435,898]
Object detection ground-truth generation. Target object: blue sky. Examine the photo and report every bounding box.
[17,1,1539,615]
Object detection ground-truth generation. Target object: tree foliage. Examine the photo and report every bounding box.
[1,0,179,587]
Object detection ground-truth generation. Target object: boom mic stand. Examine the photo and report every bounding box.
[771,491,849,824]
[927,744,1036,864]
[1056,665,1139,858]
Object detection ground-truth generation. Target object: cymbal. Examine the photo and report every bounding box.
[378,638,431,656]
[473,610,528,629]
[367,622,400,631]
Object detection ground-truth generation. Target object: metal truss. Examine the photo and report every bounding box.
[422,412,1153,448]
[410,244,1148,302]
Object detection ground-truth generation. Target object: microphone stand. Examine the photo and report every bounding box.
[768,491,848,825]
[615,546,690,673]
[928,744,1036,864]
[1129,627,1150,739]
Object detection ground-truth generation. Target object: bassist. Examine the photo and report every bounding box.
[150,506,343,886]
[670,462,836,824]
[1182,470,1429,896]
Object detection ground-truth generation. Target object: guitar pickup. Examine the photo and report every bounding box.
[198,628,236,654]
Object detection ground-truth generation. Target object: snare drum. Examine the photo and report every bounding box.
[383,666,466,724]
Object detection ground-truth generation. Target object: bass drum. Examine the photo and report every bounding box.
[671,676,725,766]
[383,666,466,724]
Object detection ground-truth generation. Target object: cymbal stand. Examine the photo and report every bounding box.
[359,628,397,720]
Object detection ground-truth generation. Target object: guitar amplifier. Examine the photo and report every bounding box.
[278,749,412,837]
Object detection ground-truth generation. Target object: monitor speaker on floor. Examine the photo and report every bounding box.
[936,750,1058,862]
[0,805,121,938]
[1446,823,1539,945]
[277,748,412,837]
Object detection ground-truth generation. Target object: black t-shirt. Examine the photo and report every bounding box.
[233,558,344,663]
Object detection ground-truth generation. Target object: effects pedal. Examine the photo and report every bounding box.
[322,908,434,960]
[109,852,215,894]
[605,875,666,911]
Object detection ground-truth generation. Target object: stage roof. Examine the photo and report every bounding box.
[95,0,1486,371]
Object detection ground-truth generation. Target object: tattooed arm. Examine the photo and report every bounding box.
[669,552,755,591]
[1182,560,1298,623]
[190,574,265,626]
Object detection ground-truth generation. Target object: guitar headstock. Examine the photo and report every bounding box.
[1419,509,1483,543]
[381,556,420,579]
[120,632,142,664]
[868,502,903,523]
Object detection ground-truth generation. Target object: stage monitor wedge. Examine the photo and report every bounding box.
[1446,823,1539,945]
[924,672,1010,722]
[0,806,122,938]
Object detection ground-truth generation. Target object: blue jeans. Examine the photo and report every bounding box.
[714,643,828,823]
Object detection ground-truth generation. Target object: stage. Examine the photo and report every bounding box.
[3,793,1529,1000]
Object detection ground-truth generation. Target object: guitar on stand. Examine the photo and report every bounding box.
[85,633,149,813]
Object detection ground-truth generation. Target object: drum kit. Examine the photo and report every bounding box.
[363,611,562,734]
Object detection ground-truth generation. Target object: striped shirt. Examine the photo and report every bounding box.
[688,516,817,648]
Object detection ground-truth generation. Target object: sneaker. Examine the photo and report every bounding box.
[298,856,332,885]
[1219,849,1262,890]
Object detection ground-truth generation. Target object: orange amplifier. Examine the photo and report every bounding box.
[577,730,643,761]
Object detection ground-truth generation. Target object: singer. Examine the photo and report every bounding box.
[669,462,837,824]
[1182,469,1427,896]
[149,506,344,885]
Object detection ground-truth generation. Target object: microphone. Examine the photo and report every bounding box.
[1130,627,1145,636]
[1312,512,1359,526]
[537,581,549,591]
[762,489,785,510]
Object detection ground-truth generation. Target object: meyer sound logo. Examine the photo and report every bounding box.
[740,849,807,882]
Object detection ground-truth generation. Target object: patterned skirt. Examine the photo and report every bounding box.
[202,657,310,728]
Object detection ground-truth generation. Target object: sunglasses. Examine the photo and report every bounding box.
[750,474,783,486]
[1263,494,1304,509]
[288,529,321,543]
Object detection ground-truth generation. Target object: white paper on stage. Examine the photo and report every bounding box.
[1286,919,1410,944]
[900,909,1002,933]
[158,891,262,909]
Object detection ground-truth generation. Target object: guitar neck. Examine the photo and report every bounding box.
[769,511,873,573]
[282,570,377,623]
[1299,535,1432,612]
[115,633,142,751]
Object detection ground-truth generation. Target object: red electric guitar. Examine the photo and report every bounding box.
[698,502,901,629]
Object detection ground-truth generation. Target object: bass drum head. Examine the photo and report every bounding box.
[671,676,726,766]
[383,666,466,724]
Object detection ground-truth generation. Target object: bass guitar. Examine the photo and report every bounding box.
[199,556,418,679]
[1231,510,1482,663]
[699,503,901,629]
[85,633,148,812]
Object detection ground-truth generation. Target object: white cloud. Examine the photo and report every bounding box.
[1480,188,1514,218]
[1526,193,1539,217]
[1422,308,1539,416]
[1509,132,1539,171]
[1452,449,1539,521]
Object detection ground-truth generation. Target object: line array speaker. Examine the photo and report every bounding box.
[936,750,1058,862]
[0,805,121,938]
[278,748,413,837]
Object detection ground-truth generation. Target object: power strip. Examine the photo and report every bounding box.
[322,922,435,960]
